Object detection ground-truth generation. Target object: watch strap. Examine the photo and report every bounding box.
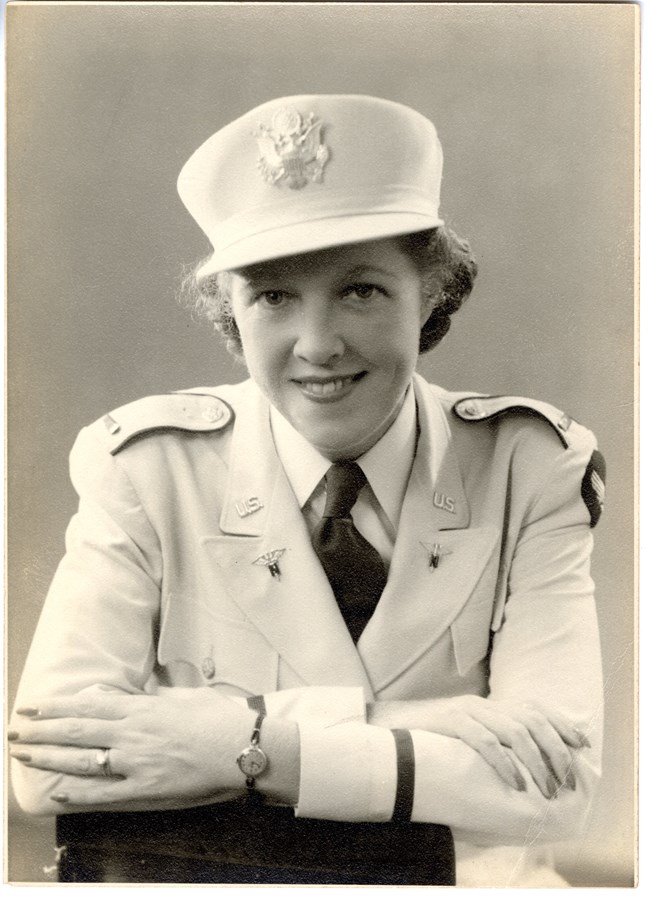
[250,712,264,750]
[247,694,267,717]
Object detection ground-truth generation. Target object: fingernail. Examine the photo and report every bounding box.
[16,707,40,717]
[11,751,31,763]
[514,771,527,792]
[7,730,19,741]
[566,770,576,791]
[50,794,69,804]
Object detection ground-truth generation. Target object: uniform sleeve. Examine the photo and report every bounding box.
[16,425,164,698]
[236,687,367,727]
[12,426,164,812]
[294,430,604,845]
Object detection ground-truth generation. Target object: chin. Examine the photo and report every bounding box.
[312,435,372,462]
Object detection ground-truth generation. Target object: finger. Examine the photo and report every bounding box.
[541,708,591,750]
[8,717,116,748]
[540,748,576,795]
[465,708,555,798]
[50,778,135,807]
[451,717,527,791]
[500,701,591,750]
[15,694,131,722]
[519,713,576,791]
[503,726,558,798]
[10,745,124,779]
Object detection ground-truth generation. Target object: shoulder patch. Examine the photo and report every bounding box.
[454,394,579,449]
[100,392,233,455]
[581,449,607,527]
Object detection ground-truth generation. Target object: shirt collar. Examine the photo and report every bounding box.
[357,385,417,528]
[271,408,332,509]
[271,384,417,528]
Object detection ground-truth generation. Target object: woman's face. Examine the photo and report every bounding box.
[229,237,431,461]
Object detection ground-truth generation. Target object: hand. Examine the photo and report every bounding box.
[368,695,590,799]
[9,688,253,809]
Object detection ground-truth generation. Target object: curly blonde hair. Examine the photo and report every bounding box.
[180,227,477,356]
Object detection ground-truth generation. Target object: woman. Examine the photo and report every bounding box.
[10,95,605,886]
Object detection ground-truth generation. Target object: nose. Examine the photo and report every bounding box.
[293,300,345,365]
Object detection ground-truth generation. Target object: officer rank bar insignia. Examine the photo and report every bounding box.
[253,549,286,579]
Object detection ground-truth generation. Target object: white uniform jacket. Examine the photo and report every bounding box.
[13,375,604,882]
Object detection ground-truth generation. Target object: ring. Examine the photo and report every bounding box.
[95,748,112,777]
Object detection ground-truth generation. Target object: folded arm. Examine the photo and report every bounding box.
[11,423,603,846]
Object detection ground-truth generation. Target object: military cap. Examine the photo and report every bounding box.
[177,94,444,277]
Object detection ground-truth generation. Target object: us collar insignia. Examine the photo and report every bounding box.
[236,496,263,518]
[255,107,330,190]
[433,491,456,514]
[253,548,286,579]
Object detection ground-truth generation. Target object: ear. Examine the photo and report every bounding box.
[418,283,438,328]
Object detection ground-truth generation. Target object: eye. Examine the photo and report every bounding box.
[342,283,386,302]
[255,290,288,307]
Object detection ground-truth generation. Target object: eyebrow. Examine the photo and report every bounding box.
[237,263,400,285]
[235,266,282,286]
[341,265,399,280]
[236,262,398,288]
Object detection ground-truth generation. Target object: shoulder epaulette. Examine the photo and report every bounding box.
[453,394,584,449]
[453,394,606,527]
[99,391,233,455]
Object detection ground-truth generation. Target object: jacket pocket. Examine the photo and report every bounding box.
[157,593,279,696]
[450,596,495,677]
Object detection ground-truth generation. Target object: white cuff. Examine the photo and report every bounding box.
[296,723,396,822]
[236,686,366,727]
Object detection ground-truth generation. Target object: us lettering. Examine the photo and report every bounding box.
[433,492,455,513]
[236,496,263,517]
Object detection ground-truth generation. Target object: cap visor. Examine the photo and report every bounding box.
[196,212,443,277]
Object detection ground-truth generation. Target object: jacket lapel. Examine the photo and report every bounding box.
[358,378,499,694]
[202,383,373,694]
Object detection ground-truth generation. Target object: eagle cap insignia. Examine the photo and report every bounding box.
[255,107,330,189]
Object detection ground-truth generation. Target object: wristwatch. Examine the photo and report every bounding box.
[236,712,268,790]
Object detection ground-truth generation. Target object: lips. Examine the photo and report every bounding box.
[292,372,364,400]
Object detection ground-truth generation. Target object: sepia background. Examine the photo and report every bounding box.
[6,2,637,885]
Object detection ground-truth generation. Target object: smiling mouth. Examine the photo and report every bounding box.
[293,373,365,399]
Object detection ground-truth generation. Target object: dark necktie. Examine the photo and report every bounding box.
[311,461,388,643]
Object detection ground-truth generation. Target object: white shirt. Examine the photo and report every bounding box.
[270,384,418,567]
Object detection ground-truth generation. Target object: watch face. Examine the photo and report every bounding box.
[237,745,268,778]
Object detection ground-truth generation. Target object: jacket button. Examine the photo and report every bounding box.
[202,404,224,423]
[202,658,216,680]
[460,400,486,418]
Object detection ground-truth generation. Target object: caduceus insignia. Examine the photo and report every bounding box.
[254,107,330,190]
[419,541,452,572]
[253,548,286,579]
